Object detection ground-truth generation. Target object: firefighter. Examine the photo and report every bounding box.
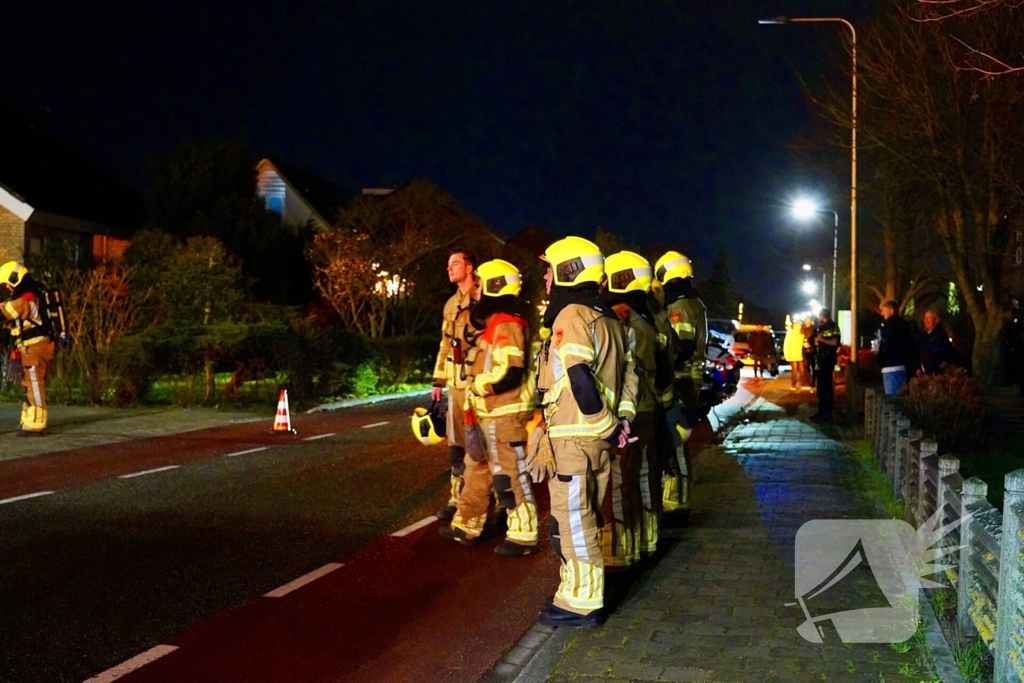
[431,249,480,521]
[647,278,676,554]
[603,251,662,561]
[439,259,539,554]
[0,261,56,436]
[527,236,632,627]
[654,251,707,515]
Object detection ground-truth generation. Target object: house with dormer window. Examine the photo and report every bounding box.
[255,157,348,230]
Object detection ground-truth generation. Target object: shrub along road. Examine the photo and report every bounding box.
[0,393,721,683]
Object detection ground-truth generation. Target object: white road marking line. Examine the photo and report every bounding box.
[264,563,344,598]
[0,491,55,505]
[118,465,180,480]
[361,421,389,429]
[302,432,336,441]
[82,644,178,682]
[391,516,437,537]
[225,446,269,458]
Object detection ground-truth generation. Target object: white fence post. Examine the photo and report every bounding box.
[957,477,988,639]
[864,387,876,448]
[904,428,924,514]
[936,455,960,522]
[917,440,938,526]
[994,469,1024,682]
[894,417,912,501]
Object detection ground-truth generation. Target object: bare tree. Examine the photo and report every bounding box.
[818,6,1024,386]
[911,0,1024,74]
[309,179,500,338]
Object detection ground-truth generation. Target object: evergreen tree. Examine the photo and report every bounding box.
[702,246,740,320]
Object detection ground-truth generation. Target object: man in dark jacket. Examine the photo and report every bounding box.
[813,309,841,422]
[919,309,957,375]
[876,300,917,394]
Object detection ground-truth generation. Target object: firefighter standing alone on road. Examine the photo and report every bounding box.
[431,250,480,521]
[439,259,539,555]
[527,236,632,628]
[1,261,56,436]
[654,251,707,515]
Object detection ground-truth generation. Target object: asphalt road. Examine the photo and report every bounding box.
[0,389,731,683]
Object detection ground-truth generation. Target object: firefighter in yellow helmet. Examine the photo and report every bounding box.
[439,259,539,554]
[431,249,481,521]
[602,251,662,562]
[654,251,708,515]
[527,236,634,627]
[0,261,56,436]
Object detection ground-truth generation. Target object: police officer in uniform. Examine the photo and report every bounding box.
[654,251,707,515]
[431,250,480,520]
[527,237,632,627]
[813,308,841,422]
[1,262,56,436]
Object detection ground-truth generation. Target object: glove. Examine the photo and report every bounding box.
[525,422,556,483]
[463,408,488,463]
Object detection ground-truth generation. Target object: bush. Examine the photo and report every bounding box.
[901,366,985,451]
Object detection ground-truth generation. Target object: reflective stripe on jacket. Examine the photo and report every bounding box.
[537,304,627,441]
[2,294,50,349]
[666,296,707,378]
[433,286,478,390]
[468,316,535,419]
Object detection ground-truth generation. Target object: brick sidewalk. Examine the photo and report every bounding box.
[516,379,938,683]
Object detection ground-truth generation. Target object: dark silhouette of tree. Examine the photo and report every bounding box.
[702,246,740,320]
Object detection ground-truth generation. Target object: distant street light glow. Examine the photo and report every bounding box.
[809,299,821,312]
[802,280,818,295]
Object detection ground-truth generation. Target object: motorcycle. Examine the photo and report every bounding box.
[698,330,742,415]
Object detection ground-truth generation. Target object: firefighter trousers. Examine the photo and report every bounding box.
[452,414,537,544]
[549,436,609,616]
[599,421,646,568]
[445,387,468,506]
[632,412,660,555]
[19,340,54,433]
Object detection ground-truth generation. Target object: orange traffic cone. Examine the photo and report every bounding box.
[272,389,297,434]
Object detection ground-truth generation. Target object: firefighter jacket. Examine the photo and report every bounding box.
[466,313,535,422]
[433,285,479,391]
[2,291,51,351]
[650,297,676,409]
[666,295,707,380]
[537,303,632,441]
[612,305,658,415]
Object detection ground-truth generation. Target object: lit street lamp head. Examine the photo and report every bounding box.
[758,16,789,25]
[802,280,818,295]
[791,197,820,221]
[802,264,812,271]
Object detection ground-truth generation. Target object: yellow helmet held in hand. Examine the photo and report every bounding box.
[411,402,447,446]
[606,251,653,294]
[477,259,522,297]
[0,261,28,289]
[654,251,693,284]
[542,236,604,286]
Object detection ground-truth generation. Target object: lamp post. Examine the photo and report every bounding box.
[761,14,858,399]
[792,199,838,315]
[803,264,827,308]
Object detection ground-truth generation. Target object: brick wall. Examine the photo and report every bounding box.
[0,205,26,265]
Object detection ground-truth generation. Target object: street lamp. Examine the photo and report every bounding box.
[801,279,819,296]
[761,14,859,397]
[791,199,838,315]
[803,264,827,308]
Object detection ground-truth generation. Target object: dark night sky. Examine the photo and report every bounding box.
[5,0,879,318]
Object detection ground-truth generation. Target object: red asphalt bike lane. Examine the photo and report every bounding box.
[0,409,401,500]
[97,424,716,683]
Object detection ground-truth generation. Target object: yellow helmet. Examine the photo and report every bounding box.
[477,259,522,297]
[0,261,28,288]
[542,236,604,286]
[655,251,693,284]
[411,403,447,446]
[606,251,653,294]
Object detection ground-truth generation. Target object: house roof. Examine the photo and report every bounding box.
[260,157,349,225]
[0,108,144,232]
